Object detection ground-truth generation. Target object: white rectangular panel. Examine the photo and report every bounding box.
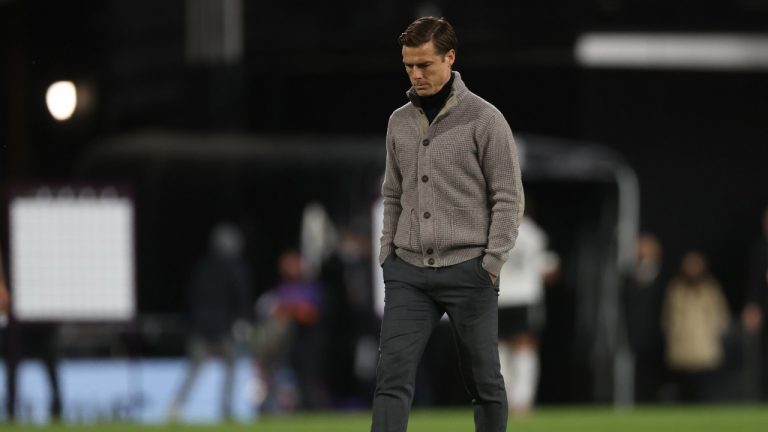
[10,191,135,321]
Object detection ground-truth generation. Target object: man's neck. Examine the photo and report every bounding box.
[420,72,454,108]
[430,74,453,96]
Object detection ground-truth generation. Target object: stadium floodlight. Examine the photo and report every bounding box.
[46,80,78,121]
[576,33,768,71]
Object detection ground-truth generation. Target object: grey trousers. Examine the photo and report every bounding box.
[170,336,236,419]
[371,253,507,432]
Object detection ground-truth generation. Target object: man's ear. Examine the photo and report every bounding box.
[446,49,456,66]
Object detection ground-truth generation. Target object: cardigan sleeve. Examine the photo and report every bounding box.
[477,110,524,275]
[379,115,403,266]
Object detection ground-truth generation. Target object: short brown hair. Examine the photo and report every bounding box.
[398,17,457,55]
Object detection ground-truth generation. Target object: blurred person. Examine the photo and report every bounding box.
[497,213,559,417]
[252,249,325,413]
[0,250,8,319]
[0,247,8,354]
[300,202,337,280]
[661,250,730,402]
[742,205,768,398]
[1,247,63,422]
[373,17,524,432]
[0,253,7,415]
[319,226,378,407]
[623,233,666,402]
[167,223,252,422]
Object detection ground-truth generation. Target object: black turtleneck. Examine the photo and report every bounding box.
[419,72,455,124]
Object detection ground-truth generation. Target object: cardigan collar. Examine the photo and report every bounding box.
[407,70,467,108]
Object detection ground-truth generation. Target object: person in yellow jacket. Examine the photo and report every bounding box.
[661,250,730,401]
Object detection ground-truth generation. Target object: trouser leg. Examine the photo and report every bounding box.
[371,257,441,432]
[168,338,207,418]
[5,327,17,421]
[36,324,62,420]
[436,257,507,432]
[220,338,236,419]
[497,341,514,407]
[43,350,62,419]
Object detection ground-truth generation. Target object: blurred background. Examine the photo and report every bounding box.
[1,0,767,425]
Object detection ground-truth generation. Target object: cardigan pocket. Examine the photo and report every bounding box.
[394,206,413,250]
[451,207,489,247]
[409,207,422,251]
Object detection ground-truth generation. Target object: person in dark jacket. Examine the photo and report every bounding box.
[167,223,252,421]
[742,206,768,398]
[1,248,62,422]
[623,233,666,402]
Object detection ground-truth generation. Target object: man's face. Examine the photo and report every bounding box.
[681,252,706,280]
[402,41,455,97]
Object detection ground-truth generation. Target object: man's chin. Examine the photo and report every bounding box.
[415,87,434,96]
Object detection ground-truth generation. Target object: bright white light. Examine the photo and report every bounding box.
[10,193,136,321]
[46,81,78,121]
[576,33,768,71]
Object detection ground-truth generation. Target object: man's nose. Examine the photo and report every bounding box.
[411,67,423,79]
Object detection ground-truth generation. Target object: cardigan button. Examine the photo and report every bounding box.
[422,139,430,146]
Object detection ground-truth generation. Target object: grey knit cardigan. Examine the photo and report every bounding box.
[379,71,524,276]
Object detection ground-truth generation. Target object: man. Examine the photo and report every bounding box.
[0,249,8,318]
[372,17,524,432]
[661,251,730,401]
[0,251,8,414]
[623,233,665,402]
[1,247,63,421]
[742,205,768,398]
[167,223,252,421]
[252,249,325,412]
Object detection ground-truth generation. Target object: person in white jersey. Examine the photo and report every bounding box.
[497,213,558,416]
